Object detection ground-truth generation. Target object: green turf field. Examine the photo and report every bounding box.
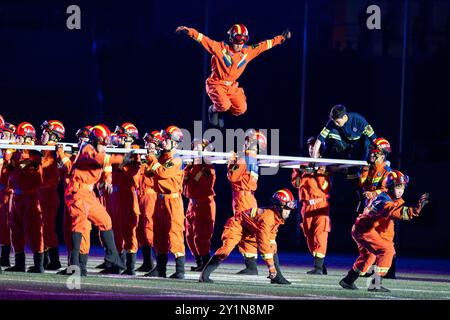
[1,256,449,300]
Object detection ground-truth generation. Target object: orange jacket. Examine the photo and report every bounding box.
[186,28,286,83]
[41,150,61,190]
[183,164,216,199]
[359,162,392,198]
[56,150,76,189]
[227,151,258,194]
[353,192,417,241]
[292,167,331,212]
[239,207,285,268]
[68,143,122,189]
[146,150,183,194]
[8,150,43,193]
[138,164,156,196]
[0,150,11,187]
[111,154,141,190]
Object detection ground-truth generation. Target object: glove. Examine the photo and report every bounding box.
[363,191,377,200]
[281,28,291,40]
[175,26,189,35]
[413,193,430,217]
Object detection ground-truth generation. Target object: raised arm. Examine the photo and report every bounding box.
[248,29,291,60]
[176,26,221,55]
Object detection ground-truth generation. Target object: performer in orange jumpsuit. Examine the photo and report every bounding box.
[226,129,266,275]
[200,188,296,284]
[136,130,163,272]
[0,120,15,268]
[39,120,66,270]
[183,138,216,272]
[64,124,125,274]
[292,137,331,275]
[5,122,45,273]
[339,171,429,292]
[176,24,291,128]
[107,122,141,275]
[56,126,92,276]
[145,125,185,279]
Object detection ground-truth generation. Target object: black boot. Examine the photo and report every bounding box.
[100,230,125,272]
[0,245,11,267]
[194,254,211,272]
[95,260,108,269]
[236,257,258,275]
[191,255,202,271]
[339,269,359,290]
[5,252,26,272]
[199,255,221,283]
[307,257,325,275]
[137,246,154,272]
[43,250,49,269]
[169,256,185,279]
[122,252,136,275]
[322,263,328,275]
[45,247,62,270]
[383,257,396,279]
[145,253,168,278]
[69,232,82,268]
[79,254,88,277]
[368,276,391,292]
[28,252,44,273]
[271,253,291,284]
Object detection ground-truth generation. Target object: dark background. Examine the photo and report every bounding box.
[1,0,449,258]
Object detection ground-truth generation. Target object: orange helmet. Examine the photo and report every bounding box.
[1,122,16,134]
[272,188,297,210]
[76,125,92,139]
[228,24,249,44]
[384,170,409,189]
[16,122,36,139]
[371,137,391,154]
[163,125,184,143]
[245,129,267,150]
[143,130,164,145]
[115,122,139,140]
[41,120,65,140]
[89,124,111,145]
[0,114,4,129]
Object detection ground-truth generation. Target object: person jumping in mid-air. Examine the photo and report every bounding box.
[176,24,291,128]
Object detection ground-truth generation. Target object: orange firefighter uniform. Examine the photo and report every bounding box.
[8,150,44,254]
[227,150,259,258]
[351,193,418,276]
[183,163,216,257]
[214,207,284,274]
[137,165,157,248]
[185,27,287,116]
[146,150,184,257]
[0,150,12,249]
[292,167,331,259]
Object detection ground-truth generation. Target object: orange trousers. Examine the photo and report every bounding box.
[185,197,216,257]
[206,81,247,116]
[9,193,44,253]
[301,207,331,258]
[352,227,396,276]
[232,192,258,258]
[0,189,11,246]
[63,204,91,255]
[39,188,60,249]
[153,194,185,257]
[109,187,140,253]
[137,190,157,248]
[65,190,112,234]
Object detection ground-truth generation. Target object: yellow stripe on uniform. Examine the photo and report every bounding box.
[151,162,162,172]
[196,33,204,43]
[313,252,325,258]
[242,252,258,258]
[267,39,273,49]
[103,154,111,167]
[363,125,375,137]
[321,180,329,191]
[320,128,330,138]
[261,253,273,260]
[250,208,258,218]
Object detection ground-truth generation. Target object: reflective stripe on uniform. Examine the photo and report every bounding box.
[261,253,273,260]
[196,33,204,43]
[267,39,273,49]
[313,252,325,258]
[151,162,162,172]
[103,154,111,167]
[363,125,375,137]
[320,128,330,138]
[328,133,342,141]
[242,252,258,258]
[402,206,411,220]
[250,208,258,218]
[174,252,185,258]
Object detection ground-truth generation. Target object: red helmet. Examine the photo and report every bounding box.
[163,125,184,143]
[76,125,92,139]
[272,188,297,210]
[245,129,267,150]
[385,170,409,188]
[191,138,214,151]
[143,130,164,145]
[371,137,391,154]
[41,120,65,140]
[1,122,16,134]
[16,122,36,139]
[115,122,139,140]
[228,24,249,44]
[89,124,111,145]
[0,115,4,129]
